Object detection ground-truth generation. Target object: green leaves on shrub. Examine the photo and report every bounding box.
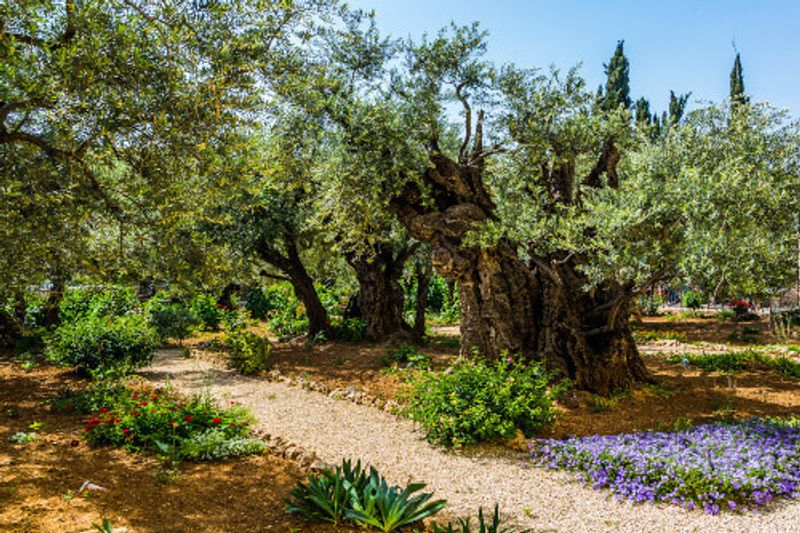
[286,459,444,530]
[190,294,223,331]
[59,287,138,324]
[346,471,446,532]
[179,428,266,460]
[431,505,526,533]
[145,295,199,342]
[225,330,271,375]
[401,357,560,447]
[49,314,158,371]
[245,287,270,320]
[380,344,431,369]
[332,317,367,341]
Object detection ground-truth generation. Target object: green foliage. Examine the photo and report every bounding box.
[286,459,445,531]
[638,293,665,316]
[431,505,524,533]
[8,431,37,444]
[380,345,432,369]
[224,330,272,375]
[729,53,749,105]
[682,289,703,310]
[83,386,259,461]
[402,358,560,447]
[189,294,223,331]
[51,379,130,415]
[92,519,115,533]
[332,317,367,341]
[667,350,800,378]
[286,459,370,524]
[245,287,270,320]
[48,314,158,371]
[59,287,138,324]
[145,294,199,343]
[601,40,631,110]
[346,470,447,532]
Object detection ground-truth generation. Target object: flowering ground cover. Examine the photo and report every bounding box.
[529,418,800,514]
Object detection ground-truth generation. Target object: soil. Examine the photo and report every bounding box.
[634,313,795,345]
[0,361,356,533]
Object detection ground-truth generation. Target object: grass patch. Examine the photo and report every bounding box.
[666,350,800,379]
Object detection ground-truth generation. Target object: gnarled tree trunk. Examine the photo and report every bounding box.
[347,243,417,342]
[391,153,649,394]
[256,233,332,338]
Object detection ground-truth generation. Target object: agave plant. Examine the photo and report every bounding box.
[285,459,369,524]
[431,505,528,533]
[345,469,446,532]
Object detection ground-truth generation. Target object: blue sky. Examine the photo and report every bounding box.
[347,0,799,117]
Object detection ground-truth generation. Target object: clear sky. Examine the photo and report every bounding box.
[347,0,799,117]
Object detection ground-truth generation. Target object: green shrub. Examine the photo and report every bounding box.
[380,344,431,369]
[401,357,560,447]
[264,282,343,340]
[245,286,270,320]
[225,330,271,375]
[51,379,130,414]
[717,309,735,320]
[84,387,258,460]
[332,317,367,341]
[60,287,138,324]
[285,459,445,531]
[145,295,199,342]
[49,314,158,371]
[189,294,222,331]
[638,293,665,316]
[682,289,703,310]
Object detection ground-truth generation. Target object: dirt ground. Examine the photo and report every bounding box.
[0,362,356,533]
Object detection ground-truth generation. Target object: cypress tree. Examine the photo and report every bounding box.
[668,90,691,124]
[634,97,651,126]
[729,53,749,105]
[602,40,632,111]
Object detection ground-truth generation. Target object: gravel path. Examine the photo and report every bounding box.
[141,350,800,532]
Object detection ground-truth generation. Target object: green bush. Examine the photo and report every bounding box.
[145,294,199,342]
[682,289,703,310]
[264,282,344,340]
[638,293,665,316]
[401,357,560,447]
[245,286,270,320]
[332,317,367,342]
[432,505,522,533]
[84,386,260,461]
[49,314,158,371]
[285,459,445,531]
[189,294,222,331]
[380,344,431,369]
[60,287,138,324]
[225,329,271,375]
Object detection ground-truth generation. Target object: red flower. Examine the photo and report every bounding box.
[139,401,148,406]
[70,439,80,447]
[212,417,222,424]
[184,415,193,423]
[122,428,131,435]
[131,411,140,417]
[168,421,178,428]
[150,395,159,401]
[88,417,101,424]
[114,418,121,424]
[99,407,109,413]
[132,393,139,399]
[231,305,237,310]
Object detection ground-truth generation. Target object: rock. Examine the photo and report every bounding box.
[504,428,529,452]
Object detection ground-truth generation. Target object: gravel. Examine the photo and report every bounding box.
[142,349,800,532]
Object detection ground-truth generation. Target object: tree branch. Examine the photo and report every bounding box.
[456,82,472,164]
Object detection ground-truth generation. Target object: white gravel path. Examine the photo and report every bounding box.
[141,349,800,532]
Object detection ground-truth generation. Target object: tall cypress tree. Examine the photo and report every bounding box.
[729,53,749,105]
[668,90,691,124]
[634,97,651,126]
[602,40,632,111]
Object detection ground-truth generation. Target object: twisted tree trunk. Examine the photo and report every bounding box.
[391,153,649,393]
[347,243,417,342]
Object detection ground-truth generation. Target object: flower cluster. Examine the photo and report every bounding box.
[83,386,255,456]
[529,418,800,514]
[728,299,751,312]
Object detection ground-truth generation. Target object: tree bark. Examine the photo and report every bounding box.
[347,243,417,342]
[255,235,332,338]
[390,153,650,394]
[414,259,432,338]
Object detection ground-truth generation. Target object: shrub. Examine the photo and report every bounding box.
[530,418,800,514]
[59,287,138,324]
[225,330,271,375]
[189,294,222,331]
[380,344,431,369]
[638,292,665,316]
[667,350,800,379]
[682,290,703,310]
[332,317,367,342]
[49,314,158,371]
[83,386,259,461]
[401,357,560,447]
[245,286,270,320]
[145,295,199,342]
[285,459,445,531]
